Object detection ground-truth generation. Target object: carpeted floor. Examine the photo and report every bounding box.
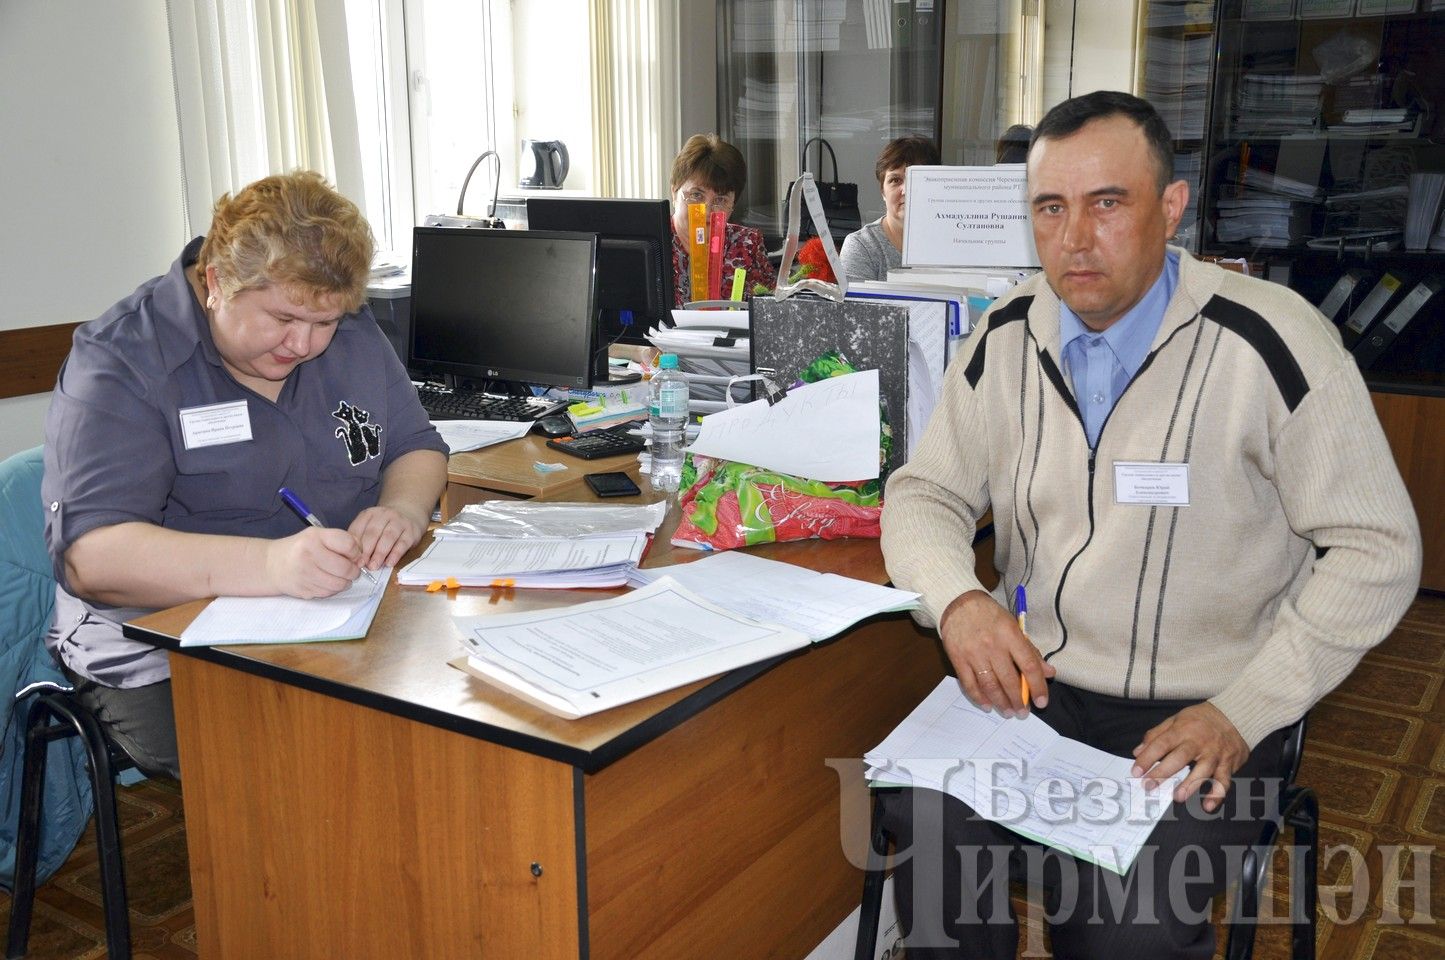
[1,595,1441,959]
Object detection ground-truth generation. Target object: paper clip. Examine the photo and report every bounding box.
[761,376,788,406]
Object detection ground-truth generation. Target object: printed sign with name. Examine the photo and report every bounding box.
[179,400,253,449]
[1113,461,1190,507]
[902,166,1040,269]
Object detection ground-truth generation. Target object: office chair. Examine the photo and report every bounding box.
[0,446,134,959]
[852,715,1318,960]
[1224,715,1317,960]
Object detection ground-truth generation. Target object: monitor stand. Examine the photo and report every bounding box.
[592,350,643,386]
[596,369,642,385]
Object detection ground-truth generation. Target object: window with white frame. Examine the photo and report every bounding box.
[333,0,678,258]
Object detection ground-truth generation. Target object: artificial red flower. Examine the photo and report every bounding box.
[791,235,837,285]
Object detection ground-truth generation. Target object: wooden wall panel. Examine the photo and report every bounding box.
[1371,390,1445,592]
[0,323,78,399]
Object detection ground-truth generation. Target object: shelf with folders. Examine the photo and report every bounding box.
[1138,0,1221,252]
[1200,1,1445,389]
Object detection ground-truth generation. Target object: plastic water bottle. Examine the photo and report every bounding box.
[648,353,689,492]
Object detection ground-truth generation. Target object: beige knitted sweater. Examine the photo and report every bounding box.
[880,249,1421,748]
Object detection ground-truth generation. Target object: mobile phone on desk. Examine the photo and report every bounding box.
[584,471,642,498]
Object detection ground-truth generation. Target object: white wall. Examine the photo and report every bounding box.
[1062,0,1138,99]
[0,0,184,459]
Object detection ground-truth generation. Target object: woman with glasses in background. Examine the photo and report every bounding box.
[669,134,777,306]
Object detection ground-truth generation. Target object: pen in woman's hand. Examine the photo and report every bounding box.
[278,486,377,584]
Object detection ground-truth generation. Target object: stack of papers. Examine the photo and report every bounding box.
[1234,74,1322,136]
[865,679,1187,875]
[180,568,391,647]
[397,535,648,588]
[455,578,809,717]
[648,308,751,409]
[454,557,917,717]
[433,500,667,540]
[627,550,919,641]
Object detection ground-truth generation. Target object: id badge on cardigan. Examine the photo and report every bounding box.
[1113,461,1189,506]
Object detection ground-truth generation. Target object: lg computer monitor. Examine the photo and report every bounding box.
[526,197,673,366]
[408,227,598,391]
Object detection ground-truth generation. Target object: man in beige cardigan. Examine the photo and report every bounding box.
[878,91,1421,958]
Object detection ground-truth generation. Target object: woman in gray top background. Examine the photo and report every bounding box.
[839,136,940,282]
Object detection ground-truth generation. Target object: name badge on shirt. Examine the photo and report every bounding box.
[1113,461,1189,507]
[179,400,253,449]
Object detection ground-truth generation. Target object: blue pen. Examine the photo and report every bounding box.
[278,487,377,584]
[1015,585,1030,704]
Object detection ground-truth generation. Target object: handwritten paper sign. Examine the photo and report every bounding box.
[902,166,1040,269]
[687,369,881,481]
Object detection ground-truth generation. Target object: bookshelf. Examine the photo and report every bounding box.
[1197,0,1445,395]
[1138,0,1221,253]
[1192,1,1445,588]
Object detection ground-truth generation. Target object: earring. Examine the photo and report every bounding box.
[207,295,217,309]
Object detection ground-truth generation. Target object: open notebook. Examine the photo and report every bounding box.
[178,567,391,647]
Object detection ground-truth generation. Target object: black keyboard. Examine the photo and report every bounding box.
[546,425,648,460]
[416,385,566,422]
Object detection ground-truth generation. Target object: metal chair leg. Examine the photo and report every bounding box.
[1285,788,1319,960]
[5,693,132,960]
[854,789,895,960]
[5,700,54,959]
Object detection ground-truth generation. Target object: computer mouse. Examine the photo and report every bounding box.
[534,414,575,438]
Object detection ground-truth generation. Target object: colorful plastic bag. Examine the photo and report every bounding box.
[671,352,889,550]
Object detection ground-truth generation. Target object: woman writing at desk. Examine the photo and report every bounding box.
[669,134,777,305]
[42,171,448,777]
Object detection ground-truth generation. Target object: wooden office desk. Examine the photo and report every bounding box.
[125,445,963,959]
[442,432,640,516]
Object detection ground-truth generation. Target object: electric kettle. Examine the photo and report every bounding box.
[520,139,569,189]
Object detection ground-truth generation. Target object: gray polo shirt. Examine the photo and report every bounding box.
[42,237,447,687]
[839,219,902,283]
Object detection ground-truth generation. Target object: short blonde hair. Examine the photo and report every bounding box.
[196,171,374,312]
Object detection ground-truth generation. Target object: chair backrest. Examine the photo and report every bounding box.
[1279,713,1308,786]
[0,445,93,888]
[0,447,56,672]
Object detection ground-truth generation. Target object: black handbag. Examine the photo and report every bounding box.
[786,137,862,247]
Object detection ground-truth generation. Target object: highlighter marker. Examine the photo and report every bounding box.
[1016,584,1030,704]
[730,267,746,301]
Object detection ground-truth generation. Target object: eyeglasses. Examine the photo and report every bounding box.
[680,188,735,213]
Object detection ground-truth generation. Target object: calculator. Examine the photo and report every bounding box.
[545,425,647,460]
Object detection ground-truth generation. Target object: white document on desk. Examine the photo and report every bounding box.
[865,679,1187,874]
[628,551,917,642]
[179,567,391,646]
[670,308,749,331]
[396,534,647,587]
[431,419,532,453]
[686,369,881,481]
[454,577,809,718]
